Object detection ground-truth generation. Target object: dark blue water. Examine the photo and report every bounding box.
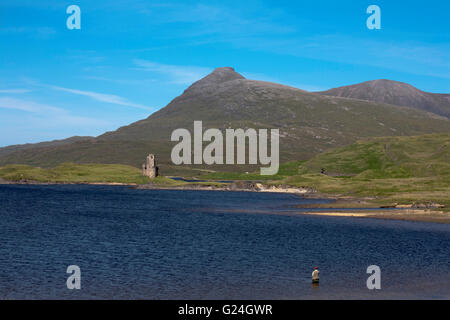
[0,184,449,299]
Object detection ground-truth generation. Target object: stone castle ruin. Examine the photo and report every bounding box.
[142,154,158,178]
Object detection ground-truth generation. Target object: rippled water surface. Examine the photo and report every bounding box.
[0,184,449,299]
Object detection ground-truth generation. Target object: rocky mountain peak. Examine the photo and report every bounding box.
[206,67,245,83]
[186,67,245,92]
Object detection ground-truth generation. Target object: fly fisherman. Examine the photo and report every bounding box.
[312,267,319,283]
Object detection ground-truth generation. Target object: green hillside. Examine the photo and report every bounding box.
[289,134,449,208]
[303,133,450,178]
[0,163,152,184]
[0,133,449,210]
[204,133,450,208]
[0,68,449,174]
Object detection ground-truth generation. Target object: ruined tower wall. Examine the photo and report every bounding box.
[142,154,158,178]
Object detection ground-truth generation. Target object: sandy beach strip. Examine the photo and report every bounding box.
[299,209,450,224]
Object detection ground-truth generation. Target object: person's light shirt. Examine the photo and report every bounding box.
[312,270,319,280]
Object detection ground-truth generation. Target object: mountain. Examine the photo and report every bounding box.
[318,79,450,118]
[0,136,93,158]
[0,68,449,174]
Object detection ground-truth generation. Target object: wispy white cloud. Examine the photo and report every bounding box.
[49,85,154,111]
[0,97,61,113]
[133,59,211,85]
[135,3,295,38]
[0,97,108,127]
[83,76,157,86]
[234,34,450,80]
[0,89,31,93]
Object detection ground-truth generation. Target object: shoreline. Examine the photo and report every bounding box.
[0,178,137,186]
[134,181,313,194]
[297,209,450,224]
[1,178,449,224]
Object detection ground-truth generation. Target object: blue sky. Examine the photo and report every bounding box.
[0,0,449,146]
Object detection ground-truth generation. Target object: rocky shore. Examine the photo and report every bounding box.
[134,181,314,194]
[299,209,450,224]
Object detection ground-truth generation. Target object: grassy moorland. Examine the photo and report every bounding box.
[0,163,217,187]
[201,133,450,211]
[0,133,448,212]
[0,163,153,184]
[200,160,305,181]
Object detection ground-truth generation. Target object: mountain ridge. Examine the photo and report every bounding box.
[318,79,450,118]
[0,136,94,158]
[0,69,449,174]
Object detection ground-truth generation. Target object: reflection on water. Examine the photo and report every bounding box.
[0,184,449,299]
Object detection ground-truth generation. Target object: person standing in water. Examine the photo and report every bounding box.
[312,267,319,283]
